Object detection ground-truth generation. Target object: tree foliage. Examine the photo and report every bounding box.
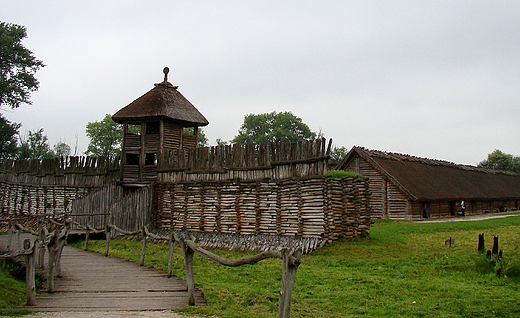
[0,22,45,109]
[329,146,349,162]
[0,115,20,159]
[53,141,71,157]
[85,114,123,157]
[17,128,54,160]
[478,149,520,173]
[232,111,316,144]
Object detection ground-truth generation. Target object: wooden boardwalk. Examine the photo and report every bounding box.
[0,235,205,312]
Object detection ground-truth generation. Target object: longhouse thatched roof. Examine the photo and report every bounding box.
[112,68,209,126]
[337,146,520,201]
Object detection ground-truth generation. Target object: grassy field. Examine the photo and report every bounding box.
[2,216,520,317]
[69,216,520,318]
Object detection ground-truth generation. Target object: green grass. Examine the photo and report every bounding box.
[0,260,30,316]
[14,215,520,317]
[326,170,363,178]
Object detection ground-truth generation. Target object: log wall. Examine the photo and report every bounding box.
[0,156,119,222]
[157,139,330,182]
[155,176,371,243]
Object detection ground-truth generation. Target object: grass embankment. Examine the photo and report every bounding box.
[71,217,520,317]
[0,259,29,316]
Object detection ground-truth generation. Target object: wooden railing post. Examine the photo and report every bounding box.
[46,231,58,293]
[279,248,301,318]
[37,219,45,269]
[23,239,36,306]
[55,219,70,278]
[180,239,196,306]
[105,224,110,256]
[84,225,91,251]
[167,232,175,278]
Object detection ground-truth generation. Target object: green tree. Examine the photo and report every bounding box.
[53,141,71,157]
[0,114,20,159]
[85,114,123,157]
[0,22,45,109]
[478,149,520,173]
[232,111,316,144]
[183,127,209,147]
[329,146,349,162]
[17,128,54,159]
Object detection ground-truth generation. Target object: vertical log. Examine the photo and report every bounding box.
[47,232,57,293]
[279,248,301,318]
[477,233,485,252]
[180,239,196,306]
[37,219,45,269]
[140,227,147,266]
[167,232,175,278]
[104,225,110,256]
[492,236,499,255]
[24,239,36,306]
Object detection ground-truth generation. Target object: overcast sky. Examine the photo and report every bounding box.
[2,1,519,165]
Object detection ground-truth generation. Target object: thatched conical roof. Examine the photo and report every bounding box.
[112,67,209,126]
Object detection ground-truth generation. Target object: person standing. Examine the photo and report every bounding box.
[461,200,466,216]
[422,203,429,219]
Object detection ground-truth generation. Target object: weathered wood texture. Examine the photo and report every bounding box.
[0,234,205,312]
[158,139,330,182]
[71,183,154,232]
[0,156,120,231]
[155,176,371,251]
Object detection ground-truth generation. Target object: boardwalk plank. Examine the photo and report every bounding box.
[0,234,205,312]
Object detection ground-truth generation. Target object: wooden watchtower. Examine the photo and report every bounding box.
[112,67,209,186]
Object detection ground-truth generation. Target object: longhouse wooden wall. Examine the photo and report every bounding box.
[343,155,386,218]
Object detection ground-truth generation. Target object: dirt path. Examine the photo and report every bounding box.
[418,210,520,223]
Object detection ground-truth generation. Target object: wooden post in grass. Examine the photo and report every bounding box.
[478,233,485,252]
[492,236,499,255]
[180,239,196,306]
[23,239,36,306]
[279,248,301,318]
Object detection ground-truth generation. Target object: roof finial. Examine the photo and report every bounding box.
[163,67,169,82]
